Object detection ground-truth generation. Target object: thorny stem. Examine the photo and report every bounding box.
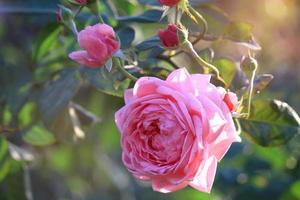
[170,6,208,58]
[188,5,208,46]
[97,14,104,23]
[182,40,225,84]
[74,5,84,19]
[114,58,138,82]
[174,6,179,25]
[246,69,257,118]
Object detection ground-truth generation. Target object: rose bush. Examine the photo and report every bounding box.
[115,68,241,193]
[69,23,119,68]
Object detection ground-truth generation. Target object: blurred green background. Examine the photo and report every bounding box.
[1,0,300,200]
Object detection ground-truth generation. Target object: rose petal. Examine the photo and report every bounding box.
[78,33,108,61]
[69,50,101,67]
[189,156,217,193]
[152,178,188,193]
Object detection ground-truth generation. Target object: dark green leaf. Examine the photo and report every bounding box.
[136,36,161,51]
[213,58,237,87]
[117,27,135,49]
[118,10,165,23]
[240,99,300,146]
[23,123,56,146]
[80,66,130,97]
[38,68,81,123]
[254,74,274,94]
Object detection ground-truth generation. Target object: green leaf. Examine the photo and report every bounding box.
[198,48,214,63]
[33,26,62,61]
[38,68,81,123]
[136,36,161,51]
[18,101,37,128]
[117,27,135,49]
[23,124,56,146]
[254,74,274,94]
[240,99,300,147]
[111,0,136,15]
[213,58,237,87]
[80,67,130,97]
[0,137,10,183]
[224,21,261,50]
[118,9,165,23]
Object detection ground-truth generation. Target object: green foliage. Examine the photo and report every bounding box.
[117,26,135,49]
[1,0,300,200]
[213,58,237,87]
[0,137,10,183]
[240,99,300,146]
[23,124,56,146]
[80,66,131,97]
[136,36,161,51]
[118,9,165,23]
[38,68,81,123]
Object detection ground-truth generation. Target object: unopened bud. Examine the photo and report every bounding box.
[241,56,258,76]
[58,5,74,22]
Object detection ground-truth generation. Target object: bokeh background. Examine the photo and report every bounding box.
[1,0,300,200]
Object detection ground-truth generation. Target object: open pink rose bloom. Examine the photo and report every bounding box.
[69,23,119,68]
[115,68,241,193]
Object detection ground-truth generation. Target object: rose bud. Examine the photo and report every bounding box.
[241,56,258,77]
[75,0,87,5]
[115,68,241,193]
[159,0,181,7]
[158,24,180,49]
[69,23,120,68]
[221,90,239,112]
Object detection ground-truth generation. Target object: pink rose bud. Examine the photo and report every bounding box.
[75,0,87,5]
[158,24,180,48]
[69,23,120,68]
[115,68,241,193]
[159,0,181,7]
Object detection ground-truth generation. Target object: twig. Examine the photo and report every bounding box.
[182,40,225,84]
[23,163,34,200]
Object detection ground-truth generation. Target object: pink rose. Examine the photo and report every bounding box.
[158,0,181,7]
[158,24,180,48]
[115,68,241,193]
[69,23,119,68]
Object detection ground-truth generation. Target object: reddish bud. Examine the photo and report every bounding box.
[158,24,180,48]
[75,0,88,5]
[223,93,236,112]
[158,0,180,7]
